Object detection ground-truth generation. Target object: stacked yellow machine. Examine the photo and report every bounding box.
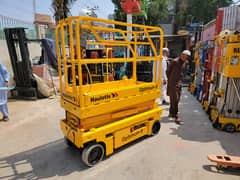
[189,5,240,133]
[189,41,201,95]
[191,31,240,132]
[209,32,240,132]
[55,16,163,166]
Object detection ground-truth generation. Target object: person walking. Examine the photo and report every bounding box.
[0,62,10,121]
[161,47,169,105]
[166,50,191,125]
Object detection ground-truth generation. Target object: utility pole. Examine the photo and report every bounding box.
[33,0,36,15]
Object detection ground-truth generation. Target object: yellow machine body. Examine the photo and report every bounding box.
[189,42,201,94]
[60,107,161,156]
[203,100,209,112]
[211,108,240,132]
[222,34,240,77]
[55,16,163,165]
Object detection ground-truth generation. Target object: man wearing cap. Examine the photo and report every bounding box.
[166,50,191,125]
[161,47,169,105]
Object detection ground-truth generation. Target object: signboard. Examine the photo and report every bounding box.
[34,13,52,24]
[177,30,190,36]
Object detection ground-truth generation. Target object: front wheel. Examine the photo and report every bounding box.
[82,143,105,167]
[152,120,161,135]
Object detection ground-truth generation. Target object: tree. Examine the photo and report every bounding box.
[188,0,233,24]
[173,0,233,32]
[112,0,127,23]
[146,0,170,26]
[112,0,233,30]
[175,0,233,27]
[112,0,171,26]
[174,0,192,29]
[51,0,77,23]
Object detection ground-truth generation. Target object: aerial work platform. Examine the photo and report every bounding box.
[55,16,164,166]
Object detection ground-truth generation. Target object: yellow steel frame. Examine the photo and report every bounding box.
[210,108,218,122]
[202,100,209,112]
[189,42,201,94]
[55,16,163,109]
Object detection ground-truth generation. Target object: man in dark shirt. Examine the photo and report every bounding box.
[166,50,191,125]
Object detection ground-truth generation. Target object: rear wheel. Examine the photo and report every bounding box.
[223,123,236,133]
[82,143,105,167]
[152,120,161,135]
[207,106,210,115]
[208,109,213,121]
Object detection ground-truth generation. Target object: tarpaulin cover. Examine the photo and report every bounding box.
[41,38,58,70]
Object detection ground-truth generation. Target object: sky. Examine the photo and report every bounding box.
[0,0,239,23]
[0,0,115,22]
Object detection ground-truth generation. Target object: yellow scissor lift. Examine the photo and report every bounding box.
[210,32,240,132]
[55,16,163,166]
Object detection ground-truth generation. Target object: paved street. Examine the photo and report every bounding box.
[0,89,240,180]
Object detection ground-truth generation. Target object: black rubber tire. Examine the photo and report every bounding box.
[152,120,161,135]
[64,137,74,147]
[208,109,213,121]
[82,143,105,167]
[212,121,221,129]
[223,123,236,133]
[207,107,210,115]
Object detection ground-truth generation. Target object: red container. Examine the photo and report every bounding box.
[121,0,141,14]
[215,44,222,72]
[205,48,214,70]
[90,51,99,58]
[201,47,214,102]
[215,9,223,35]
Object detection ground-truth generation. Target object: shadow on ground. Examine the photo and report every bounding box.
[202,165,240,176]
[161,88,240,156]
[0,135,153,179]
[0,139,87,179]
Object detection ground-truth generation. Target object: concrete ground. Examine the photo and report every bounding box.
[0,89,240,180]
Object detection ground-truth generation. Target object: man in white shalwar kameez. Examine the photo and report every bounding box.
[155,47,169,105]
[0,62,10,121]
[161,48,169,104]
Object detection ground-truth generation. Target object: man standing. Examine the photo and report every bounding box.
[0,62,10,121]
[161,47,169,105]
[166,50,191,125]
